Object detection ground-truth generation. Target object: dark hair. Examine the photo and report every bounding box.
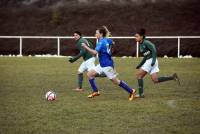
[74,31,82,36]
[97,27,107,37]
[137,28,146,38]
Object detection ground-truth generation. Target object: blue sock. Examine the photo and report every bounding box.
[89,78,98,92]
[119,80,133,93]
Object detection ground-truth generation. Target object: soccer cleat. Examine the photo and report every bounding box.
[72,88,85,92]
[135,94,145,98]
[88,91,100,98]
[173,73,181,86]
[128,89,136,101]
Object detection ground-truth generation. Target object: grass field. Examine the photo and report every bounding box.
[0,57,199,134]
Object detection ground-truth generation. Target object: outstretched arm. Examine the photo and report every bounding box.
[146,43,157,66]
[68,43,87,63]
[136,57,147,69]
[81,43,98,56]
[68,51,84,63]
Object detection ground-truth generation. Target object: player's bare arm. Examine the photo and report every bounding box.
[81,43,97,56]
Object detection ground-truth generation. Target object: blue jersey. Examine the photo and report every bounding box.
[95,38,114,67]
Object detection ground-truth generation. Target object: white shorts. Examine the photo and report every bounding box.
[93,64,118,79]
[78,57,95,73]
[141,58,159,75]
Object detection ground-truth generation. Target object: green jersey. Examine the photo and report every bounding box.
[73,37,94,62]
[137,39,157,67]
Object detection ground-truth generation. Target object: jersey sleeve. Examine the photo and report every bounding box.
[79,40,88,55]
[71,46,87,62]
[145,41,157,65]
[80,47,86,55]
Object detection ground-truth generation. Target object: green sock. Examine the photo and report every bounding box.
[138,79,144,96]
[158,76,174,83]
[78,73,83,89]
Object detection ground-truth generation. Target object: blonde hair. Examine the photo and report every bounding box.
[102,25,112,37]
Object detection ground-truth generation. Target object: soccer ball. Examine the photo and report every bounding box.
[45,90,56,101]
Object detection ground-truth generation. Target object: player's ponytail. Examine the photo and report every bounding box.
[97,26,111,37]
[102,25,112,37]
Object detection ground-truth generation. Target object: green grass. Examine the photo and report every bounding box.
[0,57,199,134]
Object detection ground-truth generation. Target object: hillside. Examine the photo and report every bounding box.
[0,0,200,56]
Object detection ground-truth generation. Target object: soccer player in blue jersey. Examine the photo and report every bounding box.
[69,31,106,92]
[82,26,136,101]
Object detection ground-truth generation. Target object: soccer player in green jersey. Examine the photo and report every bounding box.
[68,31,96,92]
[135,29,180,98]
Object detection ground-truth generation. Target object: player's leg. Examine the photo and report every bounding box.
[73,61,86,92]
[111,77,133,92]
[136,58,155,98]
[150,60,180,85]
[78,73,84,89]
[103,67,136,101]
[151,73,180,85]
[136,69,147,98]
[112,77,136,101]
[85,57,96,72]
[85,57,106,78]
[87,65,103,98]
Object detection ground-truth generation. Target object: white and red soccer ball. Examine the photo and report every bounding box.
[45,90,56,101]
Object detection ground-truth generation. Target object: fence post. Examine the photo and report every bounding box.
[19,37,22,56]
[177,36,180,58]
[57,37,60,56]
[136,41,139,58]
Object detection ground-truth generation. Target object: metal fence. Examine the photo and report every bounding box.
[0,36,200,57]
